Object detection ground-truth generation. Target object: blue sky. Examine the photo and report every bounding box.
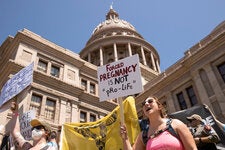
[0,1,225,71]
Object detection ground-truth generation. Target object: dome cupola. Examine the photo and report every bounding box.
[86,6,142,46]
[80,6,161,83]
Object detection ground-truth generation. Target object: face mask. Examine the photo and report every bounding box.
[32,128,44,140]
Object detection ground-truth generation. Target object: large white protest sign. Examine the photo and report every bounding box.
[19,110,36,140]
[97,54,143,101]
[0,62,34,107]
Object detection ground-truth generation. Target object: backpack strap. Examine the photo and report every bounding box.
[166,118,180,140]
[141,118,180,146]
[142,126,149,145]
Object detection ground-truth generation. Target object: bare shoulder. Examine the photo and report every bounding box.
[170,118,187,129]
[171,118,183,124]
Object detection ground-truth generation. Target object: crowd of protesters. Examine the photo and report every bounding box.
[0,97,224,149]
[120,96,223,150]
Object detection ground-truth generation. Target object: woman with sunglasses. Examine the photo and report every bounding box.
[10,102,53,150]
[120,96,197,150]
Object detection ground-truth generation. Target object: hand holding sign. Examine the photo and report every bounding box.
[10,101,17,112]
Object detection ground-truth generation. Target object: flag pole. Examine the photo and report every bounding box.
[118,97,124,125]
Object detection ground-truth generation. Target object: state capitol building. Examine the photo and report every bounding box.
[0,7,225,138]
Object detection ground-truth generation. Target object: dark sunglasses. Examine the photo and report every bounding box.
[142,98,154,106]
[31,125,45,131]
[188,119,196,123]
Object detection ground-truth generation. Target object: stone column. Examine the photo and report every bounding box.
[96,83,99,97]
[156,60,161,73]
[113,43,118,61]
[47,62,51,74]
[204,64,225,112]
[40,95,47,118]
[88,53,91,63]
[71,101,79,122]
[165,91,176,113]
[86,112,90,122]
[128,43,132,56]
[36,57,40,68]
[59,67,63,79]
[141,46,147,65]
[99,47,103,66]
[59,99,67,124]
[87,80,90,93]
[191,71,211,107]
[54,99,60,124]
[150,52,157,71]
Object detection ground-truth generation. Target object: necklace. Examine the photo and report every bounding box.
[148,119,169,139]
[149,126,169,139]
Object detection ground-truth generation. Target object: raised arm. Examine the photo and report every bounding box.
[204,104,225,132]
[10,102,27,148]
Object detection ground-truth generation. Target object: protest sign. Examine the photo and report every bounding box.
[0,62,34,107]
[19,110,36,140]
[97,54,143,102]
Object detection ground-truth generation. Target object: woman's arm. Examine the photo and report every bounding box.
[120,124,133,150]
[10,102,27,148]
[131,132,145,150]
[215,119,225,132]
[120,124,145,150]
[173,119,197,150]
[204,104,225,132]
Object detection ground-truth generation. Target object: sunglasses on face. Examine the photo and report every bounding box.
[31,125,45,131]
[142,98,154,106]
[188,119,196,123]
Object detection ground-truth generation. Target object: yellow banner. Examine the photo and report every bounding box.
[60,96,140,150]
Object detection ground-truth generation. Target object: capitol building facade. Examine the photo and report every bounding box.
[0,7,225,140]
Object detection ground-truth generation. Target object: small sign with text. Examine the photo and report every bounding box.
[19,110,36,140]
[97,54,143,101]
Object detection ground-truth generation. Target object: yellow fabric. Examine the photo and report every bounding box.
[60,96,140,150]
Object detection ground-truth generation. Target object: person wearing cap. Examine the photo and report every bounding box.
[9,102,53,150]
[187,114,220,150]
